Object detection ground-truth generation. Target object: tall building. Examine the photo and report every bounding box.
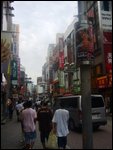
[1,1,14,76]
[11,24,20,87]
[1,1,14,122]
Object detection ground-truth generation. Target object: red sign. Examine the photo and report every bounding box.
[59,51,64,69]
[87,9,94,18]
[103,32,112,73]
[104,44,112,73]
[96,76,108,88]
[108,74,112,87]
[103,32,112,44]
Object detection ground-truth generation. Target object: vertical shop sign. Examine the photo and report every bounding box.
[11,60,18,85]
[59,51,64,69]
[103,32,112,73]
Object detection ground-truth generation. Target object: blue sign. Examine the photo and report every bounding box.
[11,60,18,81]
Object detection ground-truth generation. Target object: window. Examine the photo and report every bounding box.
[102,1,109,11]
[60,97,78,108]
[91,96,104,108]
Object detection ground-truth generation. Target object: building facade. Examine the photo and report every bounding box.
[77,1,112,108]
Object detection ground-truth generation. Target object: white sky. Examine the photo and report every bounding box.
[12,1,78,85]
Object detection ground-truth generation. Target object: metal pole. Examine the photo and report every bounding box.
[80,62,93,149]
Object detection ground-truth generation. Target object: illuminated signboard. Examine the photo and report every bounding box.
[96,76,107,88]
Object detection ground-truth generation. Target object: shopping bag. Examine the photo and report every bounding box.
[46,131,58,149]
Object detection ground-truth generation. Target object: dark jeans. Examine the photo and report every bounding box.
[58,136,67,149]
[40,131,50,144]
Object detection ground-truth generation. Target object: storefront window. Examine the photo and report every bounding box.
[101,1,109,11]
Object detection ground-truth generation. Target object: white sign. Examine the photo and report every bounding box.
[12,80,17,85]
[101,11,112,30]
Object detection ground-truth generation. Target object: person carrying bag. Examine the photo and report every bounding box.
[46,130,58,149]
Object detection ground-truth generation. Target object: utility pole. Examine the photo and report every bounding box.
[75,2,94,147]
[80,61,93,149]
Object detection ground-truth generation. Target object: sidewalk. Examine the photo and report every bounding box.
[107,114,112,127]
[1,110,43,149]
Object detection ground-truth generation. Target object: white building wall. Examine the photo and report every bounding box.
[64,19,77,40]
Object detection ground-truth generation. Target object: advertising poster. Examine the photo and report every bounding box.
[1,31,12,73]
[76,22,95,64]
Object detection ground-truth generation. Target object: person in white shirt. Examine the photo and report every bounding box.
[52,102,69,149]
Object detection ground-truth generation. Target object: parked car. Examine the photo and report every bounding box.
[52,94,107,131]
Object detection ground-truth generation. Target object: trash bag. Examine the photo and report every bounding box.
[46,131,58,149]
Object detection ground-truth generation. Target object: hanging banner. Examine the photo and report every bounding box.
[59,51,64,69]
[1,31,12,73]
[11,59,18,85]
[104,44,112,73]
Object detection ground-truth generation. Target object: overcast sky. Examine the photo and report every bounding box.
[12,1,78,84]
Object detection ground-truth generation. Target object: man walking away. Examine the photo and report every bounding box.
[37,101,53,149]
[21,100,37,149]
[52,101,69,149]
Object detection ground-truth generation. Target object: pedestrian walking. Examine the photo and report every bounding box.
[37,101,53,149]
[16,100,26,144]
[34,100,41,112]
[52,101,69,149]
[21,100,37,149]
[6,97,14,120]
[15,100,24,121]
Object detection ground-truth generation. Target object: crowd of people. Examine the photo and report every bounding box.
[1,93,70,149]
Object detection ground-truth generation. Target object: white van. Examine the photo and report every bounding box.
[53,94,107,131]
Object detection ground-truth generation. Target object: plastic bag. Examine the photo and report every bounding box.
[46,131,58,149]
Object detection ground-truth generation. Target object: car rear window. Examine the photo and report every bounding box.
[59,97,78,108]
[91,96,104,108]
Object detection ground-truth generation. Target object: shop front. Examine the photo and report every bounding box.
[96,75,112,112]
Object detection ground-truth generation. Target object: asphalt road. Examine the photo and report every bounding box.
[67,116,112,149]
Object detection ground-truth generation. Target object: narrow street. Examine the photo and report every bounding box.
[1,110,112,149]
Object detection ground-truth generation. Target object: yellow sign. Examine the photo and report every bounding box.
[1,31,12,63]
